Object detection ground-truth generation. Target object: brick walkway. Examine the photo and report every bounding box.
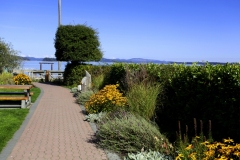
[4,82,108,160]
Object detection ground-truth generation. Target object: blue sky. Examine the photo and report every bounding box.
[1,0,240,62]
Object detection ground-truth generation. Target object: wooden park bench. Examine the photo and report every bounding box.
[0,85,33,108]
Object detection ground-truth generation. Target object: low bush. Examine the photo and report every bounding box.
[124,150,173,160]
[96,110,173,155]
[76,90,94,105]
[85,84,127,114]
[70,87,79,97]
[84,112,106,123]
[13,73,32,85]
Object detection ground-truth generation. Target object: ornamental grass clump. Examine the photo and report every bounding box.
[85,84,127,114]
[13,73,32,85]
[96,110,174,156]
[0,72,14,84]
[124,65,162,120]
[92,73,105,92]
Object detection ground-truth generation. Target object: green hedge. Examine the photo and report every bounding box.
[63,63,91,86]
[63,62,111,86]
[156,63,240,142]
[65,62,240,142]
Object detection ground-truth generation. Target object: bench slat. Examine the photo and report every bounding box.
[0,92,26,95]
[0,85,33,90]
[0,96,28,101]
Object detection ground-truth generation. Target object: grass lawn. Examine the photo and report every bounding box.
[0,86,41,153]
[0,109,29,153]
[31,86,41,103]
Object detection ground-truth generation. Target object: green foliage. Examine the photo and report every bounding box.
[102,63,175,92]
[124,66,161,120]
[54,24,103,62]
[0,72,14,84]
[76,90,94,105]
[70,87,78,93]
[63,63,91,86]
[124,150,173,160]
[51,77,64,85]
[84,112,106,123]
[0,109,29,153]
[156,63,240,142]
[0,38,22,73]
[85,84,127,114]
[91,73,104,92]
[13,73,32,85]
[96,110,173,155]
[89,65,111,91]
[102,63,127,91]
[126,83,161,120]
[70,86,79,97]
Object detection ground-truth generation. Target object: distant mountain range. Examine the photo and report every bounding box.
[21,56,228,65]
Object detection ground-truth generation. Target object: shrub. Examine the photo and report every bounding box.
[54,24,103,62]
[156,63,240,142]
[84,112,106,123]
[70,87,79,97]
[85,84,127,114]
[63,63,91,86]
[124,150,173,160]
[0,72,14,84]
[96,110,174,155]
[76,90,94,105]
[13,73,32,85]
[102,63,127,91]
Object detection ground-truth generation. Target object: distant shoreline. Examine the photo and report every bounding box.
[20,56,237,65]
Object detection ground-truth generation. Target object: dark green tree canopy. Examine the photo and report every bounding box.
[0,38,21,73]
[54,24,103,63]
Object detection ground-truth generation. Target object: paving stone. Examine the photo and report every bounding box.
[3,82,109,160]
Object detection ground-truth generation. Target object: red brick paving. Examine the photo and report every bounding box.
[7,82,108,160]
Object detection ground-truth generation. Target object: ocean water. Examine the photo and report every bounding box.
[19,61,113,71]
[20,61,67,71]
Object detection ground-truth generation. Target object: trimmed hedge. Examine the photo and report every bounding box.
[65,62,240,142]
[156,63,240,142]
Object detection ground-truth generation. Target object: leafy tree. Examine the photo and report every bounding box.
[54,24,103,64]
[0,38,21,73]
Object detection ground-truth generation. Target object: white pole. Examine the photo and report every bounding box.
[58,0,61,71]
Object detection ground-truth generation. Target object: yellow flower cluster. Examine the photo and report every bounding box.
[175,137,240,160]
[85,84,127,114]
[13,73,32,85]
[202,138,240,160]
